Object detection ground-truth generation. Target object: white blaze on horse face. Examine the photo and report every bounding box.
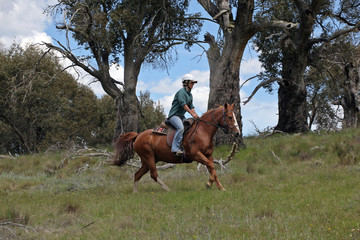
[233,112,240,133]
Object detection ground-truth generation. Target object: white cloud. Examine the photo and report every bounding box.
[240,58,263,87]
[20,31,53,48]
[0,0,278,136]
[241,58,263,75]
[109,64,124,83]
[0,0,52,47]
[242,99,278,136]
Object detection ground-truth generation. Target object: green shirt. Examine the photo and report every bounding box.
[168,87,194,118]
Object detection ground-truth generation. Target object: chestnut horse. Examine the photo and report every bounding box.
[114,103,240,192]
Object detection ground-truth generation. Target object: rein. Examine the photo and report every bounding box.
[188,108,236,143]
[197,108,229,133]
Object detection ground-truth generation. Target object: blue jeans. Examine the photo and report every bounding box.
[168,116,184,152]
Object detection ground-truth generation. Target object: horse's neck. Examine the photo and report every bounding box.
[198,109,222,139]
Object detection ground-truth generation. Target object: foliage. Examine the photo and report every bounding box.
[0,44,99,154]
[0,129,360,239]
[252,0,360,133]
[45,0,202,135]
[92,91,165,145]
[138,91,166,132]
[307,35,360,130]
[94,95,116,145]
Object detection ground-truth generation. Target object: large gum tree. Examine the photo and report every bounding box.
[197,0,296,144]
[45,0,202,138]
[252,0,360,133]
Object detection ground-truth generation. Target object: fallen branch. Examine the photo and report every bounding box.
[81,221,95,229]
[264,130,286,137]
[0,154,16,159]
[223,142,238,165]
[206,142,239,172]
[125,160,175,170]
[269,148,281,161]
[0,221,37,233]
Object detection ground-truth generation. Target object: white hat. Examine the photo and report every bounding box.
[181,74,197,83]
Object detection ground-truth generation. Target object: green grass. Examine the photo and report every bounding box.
[1,129,360,239]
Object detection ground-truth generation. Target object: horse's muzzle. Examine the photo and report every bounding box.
[234,132,240,138]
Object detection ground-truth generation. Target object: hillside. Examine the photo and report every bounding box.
[1,129,360,239]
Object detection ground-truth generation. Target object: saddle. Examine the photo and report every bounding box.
[152,118,196,148]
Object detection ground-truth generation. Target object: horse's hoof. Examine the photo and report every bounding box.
[219,188,226,191]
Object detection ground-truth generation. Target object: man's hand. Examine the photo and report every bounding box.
[192,113,199,119]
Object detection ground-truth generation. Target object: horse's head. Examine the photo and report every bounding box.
[222,103,240,137]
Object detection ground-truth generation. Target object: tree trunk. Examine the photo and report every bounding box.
[114,54,141,138]
[275,48,310,133]
[114,89,139,138]
[206,33,247,145]
[341,63,360,128]
[275,81,309,133]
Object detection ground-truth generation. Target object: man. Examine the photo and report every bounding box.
[168,74,199,156]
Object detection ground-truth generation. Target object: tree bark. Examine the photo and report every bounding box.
[200,0,297,143]
[200,0,257,145]
[275,82,309,133]
[341,63,360,128]
[206,33,246,145]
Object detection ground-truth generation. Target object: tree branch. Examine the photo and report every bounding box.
[242,77,283,105]
[197,0,218,18]
[240,74,260,89]
[309,21,360,46]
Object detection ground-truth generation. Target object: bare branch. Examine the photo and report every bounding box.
[309,22,360,46]
[254,20,298,33]
[240,74,260,89]
[213,9,228,20]
[223,142,238,165]
[242,77,283,105]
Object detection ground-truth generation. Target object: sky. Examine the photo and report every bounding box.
[0,0,279,136]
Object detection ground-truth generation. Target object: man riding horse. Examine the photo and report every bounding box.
[168,74,199,156]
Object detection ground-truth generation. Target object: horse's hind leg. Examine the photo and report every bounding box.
[148,162,170,192]
[134,164,149,193]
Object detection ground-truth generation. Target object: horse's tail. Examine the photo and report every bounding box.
[113,132,139,166]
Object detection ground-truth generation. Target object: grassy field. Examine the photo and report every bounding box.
[1,129,360,239]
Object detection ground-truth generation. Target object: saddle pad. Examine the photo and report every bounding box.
[152,126,176,147]
[152,126,168,135]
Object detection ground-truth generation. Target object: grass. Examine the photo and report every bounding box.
[1,129,360,239]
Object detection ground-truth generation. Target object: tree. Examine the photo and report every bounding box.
[92,91,166,146]
[0,44,99,154]
[45,0,202,138]
[94,95,116,146]
[308,36,360,129]
[197,0,296,144]
[138,91,166,132]
[253,0,360,133]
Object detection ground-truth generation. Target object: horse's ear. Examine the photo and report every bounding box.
[224,103,229,109]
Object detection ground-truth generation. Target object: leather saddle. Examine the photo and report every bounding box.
[152,118,196,147]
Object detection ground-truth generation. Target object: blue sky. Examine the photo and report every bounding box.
[0,0,278,136]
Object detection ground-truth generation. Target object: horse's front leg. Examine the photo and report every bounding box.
[195,153,225,191]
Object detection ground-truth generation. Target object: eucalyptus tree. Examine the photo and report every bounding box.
[309,36,360,129]
[45,0,202,137]
[197,0,296,144]
[0,44,98,154]
[252,0,360,133]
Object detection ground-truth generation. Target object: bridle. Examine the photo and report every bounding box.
[192,108,239,136]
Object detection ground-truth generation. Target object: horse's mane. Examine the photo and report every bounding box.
[200,106,223,118]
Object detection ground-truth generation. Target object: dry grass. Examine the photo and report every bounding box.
[1,129,360,239]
